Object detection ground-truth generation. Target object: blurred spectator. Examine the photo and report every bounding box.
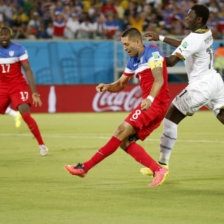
[27,24,37,39]
[95,15,106,39]
[129,12,145,32]
[124,2,138,18]
[28,11,40,31]
[114,0,124,20]
[53,11,65,39]
[65,13,80,39]
[171,17,183,35]
[23,0,34,15]
[41,0,55,24]
[4,0,16,26]
[144,22,157,33]
[82,0,91,13]
[104,13,119,39]
[102,0,117,16]
[37,22,50,39]
[13,6,29,26]
[54,1,64,14]
[14,24,27,39]
[63,5,71,21]
[161,4,173,30]
[46,21,54,38]
[77,16,96,39]
[158,21,169,35]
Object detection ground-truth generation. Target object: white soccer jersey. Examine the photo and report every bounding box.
[172,29,216,82]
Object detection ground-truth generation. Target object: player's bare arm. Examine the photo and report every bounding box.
[144,32,181,48]
[96,74,132,93]
[141,67,164,111]
[21,60,42,107]
[165,55,181,67]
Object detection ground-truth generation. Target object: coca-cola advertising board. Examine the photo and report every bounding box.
[31,84,199,113]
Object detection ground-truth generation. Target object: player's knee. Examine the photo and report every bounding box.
[120,139,133,150]
[18,103,30,114]
[113,123,127,138]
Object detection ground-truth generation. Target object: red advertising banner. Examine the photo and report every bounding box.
[31,84,192,113]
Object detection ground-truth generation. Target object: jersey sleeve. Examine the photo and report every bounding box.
[172,34,201,61]
[147,47,164,69]
[123,58,134,77]
[19,45,29,62]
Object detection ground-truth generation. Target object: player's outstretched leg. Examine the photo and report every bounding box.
[21,112,48,156]
[64,163,86,177]
[64,136,122,177]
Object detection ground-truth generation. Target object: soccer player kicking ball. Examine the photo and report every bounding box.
[140,4,224,177]
[65,28,170,187]
[0,27,48,156]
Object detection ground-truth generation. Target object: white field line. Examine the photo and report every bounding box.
[0,133,223,144]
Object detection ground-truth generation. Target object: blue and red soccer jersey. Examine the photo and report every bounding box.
[123,45,169,104]
[124,45,170,140]
[0,42,31,113]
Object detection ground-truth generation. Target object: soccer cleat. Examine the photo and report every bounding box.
[15,112,22,128]
[64,163,86,178]
[140,163,169,176]
[39,144,48,156]
[149,167,169,187]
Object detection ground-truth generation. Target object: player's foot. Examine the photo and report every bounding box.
[39,144,48,156]
[149,167,169,187]
[140,163,169,176]
[64,163,86,178]
[15,112,22,128]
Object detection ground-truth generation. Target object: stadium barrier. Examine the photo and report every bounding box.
[19,40,223,85]
[29,84,208,113]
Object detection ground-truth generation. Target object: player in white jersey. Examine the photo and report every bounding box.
[140,4,224,177]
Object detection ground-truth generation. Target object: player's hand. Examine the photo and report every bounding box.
[141,98,152,111]
[32,92,42,107]
[144,32,159,41]
[96,83,109,92]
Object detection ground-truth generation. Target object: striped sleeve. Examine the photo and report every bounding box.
[123,59,134,76]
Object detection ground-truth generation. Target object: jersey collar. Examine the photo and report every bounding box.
[194,28,209,33]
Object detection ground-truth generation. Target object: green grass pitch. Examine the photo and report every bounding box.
[0,111,224,224]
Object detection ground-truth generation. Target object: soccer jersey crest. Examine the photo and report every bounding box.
[9,50,14,57]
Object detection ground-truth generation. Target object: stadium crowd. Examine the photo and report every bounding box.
[0,0,224,40]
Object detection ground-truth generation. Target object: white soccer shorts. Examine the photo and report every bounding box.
[172,72,224,116]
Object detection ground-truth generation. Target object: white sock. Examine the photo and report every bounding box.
[5,107,19,118]
[159,118,178,164]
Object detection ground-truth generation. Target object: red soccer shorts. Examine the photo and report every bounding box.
[0,80,32,114]
[125,101,169,141]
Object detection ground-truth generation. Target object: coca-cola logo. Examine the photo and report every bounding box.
[92,86,142,112]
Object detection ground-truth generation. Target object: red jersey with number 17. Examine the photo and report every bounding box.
[0,41,28,84]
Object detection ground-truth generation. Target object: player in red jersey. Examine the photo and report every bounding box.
[0,27,48,156]
[65,28,170,187]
